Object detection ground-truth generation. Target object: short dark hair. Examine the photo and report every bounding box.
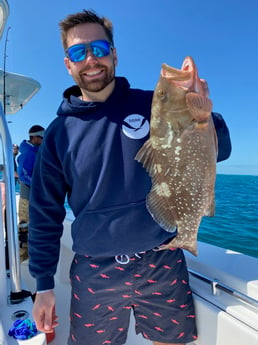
[29,125,45,134]
[59,9,114,50]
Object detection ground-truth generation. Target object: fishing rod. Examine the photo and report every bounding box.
[3,26,10,114]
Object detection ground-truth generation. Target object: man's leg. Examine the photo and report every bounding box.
[133,248,197,344]
[18,182,30,262]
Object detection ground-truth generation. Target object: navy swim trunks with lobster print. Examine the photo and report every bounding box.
[68,248,197,345]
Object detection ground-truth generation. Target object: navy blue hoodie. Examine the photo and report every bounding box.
[28,77,231,291]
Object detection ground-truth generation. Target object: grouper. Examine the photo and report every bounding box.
[135,56,218,256]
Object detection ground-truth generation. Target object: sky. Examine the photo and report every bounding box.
[0,0,258,175]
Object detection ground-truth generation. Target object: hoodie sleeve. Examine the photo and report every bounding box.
[28,124,68,291]
[212,112,232,162]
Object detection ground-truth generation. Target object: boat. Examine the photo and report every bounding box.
[0,1,257,344]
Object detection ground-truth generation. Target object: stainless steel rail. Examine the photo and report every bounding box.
[188,268,258,309]
[0,102,21,294]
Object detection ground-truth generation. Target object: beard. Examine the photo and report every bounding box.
[74,63,115,93]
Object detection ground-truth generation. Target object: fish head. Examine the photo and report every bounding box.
[151,56,212,132]
[151,65,189,123]
[161,56,208,96]
[151,57,198,129]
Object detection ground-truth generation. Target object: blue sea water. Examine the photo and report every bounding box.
[198,174,258,258]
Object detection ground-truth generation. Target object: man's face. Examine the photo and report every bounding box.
[31,136,43,146]
[64,23,118,95]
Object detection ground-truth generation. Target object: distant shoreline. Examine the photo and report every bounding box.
[217,172,258,177]
[217,165,258,176]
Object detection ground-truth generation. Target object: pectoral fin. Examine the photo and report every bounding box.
[186,92,213,122]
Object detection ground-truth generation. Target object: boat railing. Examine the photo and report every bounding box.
[0,102,22,300]
[188,268,258,309]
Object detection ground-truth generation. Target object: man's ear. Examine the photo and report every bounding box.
[112,48,118,67]
[64,57,72,75]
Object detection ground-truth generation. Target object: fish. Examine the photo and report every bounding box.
[135,56,218,256]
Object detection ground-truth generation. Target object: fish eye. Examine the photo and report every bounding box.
[157,88,166,100]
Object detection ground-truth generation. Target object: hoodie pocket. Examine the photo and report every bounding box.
[71,199,162,257]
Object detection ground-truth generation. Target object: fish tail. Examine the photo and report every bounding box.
[163,236,198,256]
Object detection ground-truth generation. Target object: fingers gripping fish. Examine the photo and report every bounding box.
[135,56,218,256]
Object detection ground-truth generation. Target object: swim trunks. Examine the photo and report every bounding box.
[68,248,197,345]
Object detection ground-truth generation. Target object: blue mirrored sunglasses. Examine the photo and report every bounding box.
[66,40,113,62]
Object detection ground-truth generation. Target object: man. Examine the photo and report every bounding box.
[12,144,19,185]
[28,10,231,345]
[17,125,45,261]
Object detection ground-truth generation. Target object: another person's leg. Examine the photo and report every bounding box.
[18,182,30,261]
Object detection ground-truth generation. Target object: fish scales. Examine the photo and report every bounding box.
[135,56,218,256]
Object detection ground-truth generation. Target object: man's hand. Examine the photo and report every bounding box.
[33,290,59,333]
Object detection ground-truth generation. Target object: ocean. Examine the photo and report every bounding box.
[198,174,258,258]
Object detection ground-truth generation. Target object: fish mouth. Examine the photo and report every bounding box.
[161,56,195,89]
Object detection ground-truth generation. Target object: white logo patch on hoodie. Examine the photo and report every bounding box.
[122,114,150,139]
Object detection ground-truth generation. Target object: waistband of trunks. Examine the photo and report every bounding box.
[115,235,176,264]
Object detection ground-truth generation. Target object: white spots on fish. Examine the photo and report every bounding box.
[174,146,182,155]
[151,136,160,149]
[155,182,171,198]
[151,116,161,129]
[161,122,173,149]
[153,164,163,175]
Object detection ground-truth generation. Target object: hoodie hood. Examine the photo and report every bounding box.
[19,140,39,154]
[57,77,130,117]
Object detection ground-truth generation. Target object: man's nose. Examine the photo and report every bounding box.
[85,49,98,62]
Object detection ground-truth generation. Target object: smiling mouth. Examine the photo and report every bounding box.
[81,68,104,78]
